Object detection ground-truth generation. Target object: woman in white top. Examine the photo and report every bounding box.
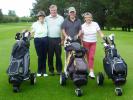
[81,12,104,78]
[31,11,48,77]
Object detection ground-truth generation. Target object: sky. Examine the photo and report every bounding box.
[0,0,36,17]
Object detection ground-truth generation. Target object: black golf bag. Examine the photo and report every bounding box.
[103,47,127,86]
[97,34,127,96]
[7,31,36,92]
[60,36,88,96]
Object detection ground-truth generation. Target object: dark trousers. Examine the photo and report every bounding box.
[48,37,62,73]
[34,37,48,74]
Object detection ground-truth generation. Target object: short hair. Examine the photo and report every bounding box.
[49,4,57,10]
[82,12,93,18]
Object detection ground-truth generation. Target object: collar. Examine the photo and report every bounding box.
[67,16,78,22]
[85,21,92,25]
[49,14,59,18]
[37,20,44,24]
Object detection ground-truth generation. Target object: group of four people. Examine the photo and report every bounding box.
[31,4,104,79]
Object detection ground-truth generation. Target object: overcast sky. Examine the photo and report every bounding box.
[0,0,36,17]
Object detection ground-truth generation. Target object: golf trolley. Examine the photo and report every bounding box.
[7,30,36,92]
[60,36,88,96]
[96,34,127,96]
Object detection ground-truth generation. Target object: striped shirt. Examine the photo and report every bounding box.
[82,21,100,42]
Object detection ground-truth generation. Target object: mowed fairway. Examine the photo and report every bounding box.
[0,23,133,100]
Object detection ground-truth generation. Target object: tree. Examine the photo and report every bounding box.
[116,0,133,31]
[31,0,133,31]
[99,0,133,31]
[8,10,17,16]
[0,9,3,23]
[19,16,33,22]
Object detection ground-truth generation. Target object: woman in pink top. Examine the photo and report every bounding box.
[81,12,104,78]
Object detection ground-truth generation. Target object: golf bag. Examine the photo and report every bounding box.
[103,34,127,86]
[7,30,36,92]
[60,36,88,96]
[97,34,127,96]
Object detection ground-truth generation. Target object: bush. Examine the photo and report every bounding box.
[2,15,19,23]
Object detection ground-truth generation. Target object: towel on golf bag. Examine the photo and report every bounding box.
[7,52,30,76]
[74,58,88,73]
[67,57,88,76]
[11,40,29,59]
[7,40,30,76]
[112,57,127,76]
[103,57,127,79]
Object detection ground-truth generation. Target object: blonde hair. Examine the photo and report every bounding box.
[49,4,57,10]
[82,12,93,19]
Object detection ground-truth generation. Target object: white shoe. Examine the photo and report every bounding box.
[43,74,48,77]
[37,73,41,77]
[89,72,95,79]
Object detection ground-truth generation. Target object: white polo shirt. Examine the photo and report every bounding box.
[46,14,64,38]
[82,21,100,42]
[31,21,48,38]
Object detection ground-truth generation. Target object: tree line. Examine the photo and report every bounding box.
[0,9,33,23]
[31,0,133,32]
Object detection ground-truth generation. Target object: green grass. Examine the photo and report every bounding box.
[0,23,133,100]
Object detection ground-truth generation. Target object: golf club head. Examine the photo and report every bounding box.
[109,33,114,41]
[15,32,21,40]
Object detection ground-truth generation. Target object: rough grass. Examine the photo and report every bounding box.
[0,23,133,100]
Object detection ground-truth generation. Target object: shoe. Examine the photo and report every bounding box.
[43,74,48,77]
[89,72,95,79]
[37,73,41,77]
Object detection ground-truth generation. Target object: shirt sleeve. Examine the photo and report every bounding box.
[61,16,64,24]
[61,19,66,29]
[81,24,84,34]
[95,22,100,31]
[31,22,35,33]
[78,19,82,31]
[45,16,48,23]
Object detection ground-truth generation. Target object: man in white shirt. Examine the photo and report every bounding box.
[46,5,64,75]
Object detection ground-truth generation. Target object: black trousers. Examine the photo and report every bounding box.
[34,37,48,74]
[48,37,62,73]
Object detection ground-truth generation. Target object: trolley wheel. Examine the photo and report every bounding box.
[97,72,104,86]
[115,87,122,96]
[75,88,82,97]
[30,73,36,85]
[13,86,20,93]
[60,73,66,86]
